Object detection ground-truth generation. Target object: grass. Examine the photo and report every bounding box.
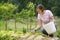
[0,19,37,32]
[0,20,5,30]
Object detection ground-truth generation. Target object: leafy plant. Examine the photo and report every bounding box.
[23,27,26,34]
[0,31,21,40]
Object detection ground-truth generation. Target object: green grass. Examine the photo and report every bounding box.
[0,20,5,30]
[0,20,36,32]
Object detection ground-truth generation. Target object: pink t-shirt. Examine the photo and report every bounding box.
[38,10,53,24]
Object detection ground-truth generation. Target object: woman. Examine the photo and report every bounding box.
[32,4,57,37]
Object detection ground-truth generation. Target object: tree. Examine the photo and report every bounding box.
[0,3,17,30]
[17,2,35,31]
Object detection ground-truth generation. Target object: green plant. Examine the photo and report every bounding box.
[0,31,21,40]
[23,27,26,34]
[55,30,60,38]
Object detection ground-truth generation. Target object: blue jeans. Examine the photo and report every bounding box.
[42,24,57,37]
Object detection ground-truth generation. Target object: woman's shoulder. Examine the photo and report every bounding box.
[45,10,52,14]
[45,10,53,16]
[46,10,52,12]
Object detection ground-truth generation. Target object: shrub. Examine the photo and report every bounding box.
[0,30,21,40]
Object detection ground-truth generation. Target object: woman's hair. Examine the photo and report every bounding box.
[37,4,45,12]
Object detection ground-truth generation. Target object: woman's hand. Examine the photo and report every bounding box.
[31,29,36,34]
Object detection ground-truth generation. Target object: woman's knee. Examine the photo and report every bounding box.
[42,29,48,35]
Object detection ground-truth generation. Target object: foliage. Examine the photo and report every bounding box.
[0,30,21,40]
[9,0,60,16]
[51,6,60,16]
[23,27,26,34]
[0,3,17,20]
[19,2,35,22]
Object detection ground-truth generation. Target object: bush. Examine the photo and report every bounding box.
[0,3,17,20]
[0,30,21,40]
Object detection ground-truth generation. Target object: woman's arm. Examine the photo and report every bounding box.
[50,16,55,22]
[31,14,42,33]
[34,19,42,31]
[48,10,55,22]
